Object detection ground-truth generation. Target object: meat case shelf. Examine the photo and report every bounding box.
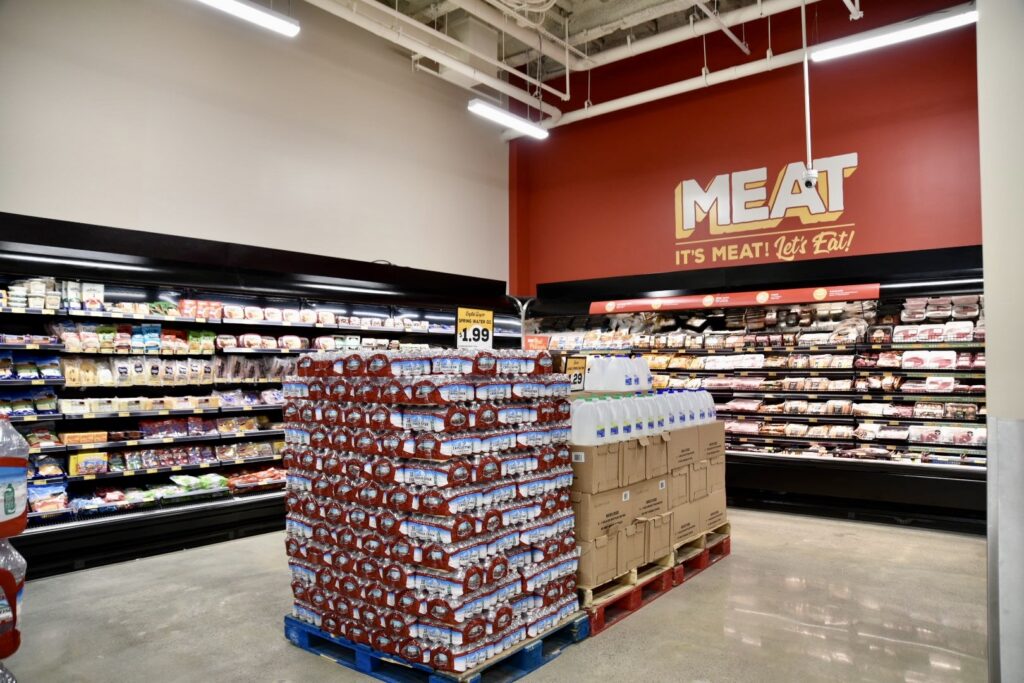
[535,285,987,530]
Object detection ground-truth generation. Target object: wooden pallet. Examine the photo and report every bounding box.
[583,555,675,636]
[284,612,589,683]
[671,522,731,586]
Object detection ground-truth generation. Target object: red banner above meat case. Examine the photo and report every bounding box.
[589,283,881,315]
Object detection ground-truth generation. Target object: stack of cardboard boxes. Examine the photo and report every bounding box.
[572,422,726,587]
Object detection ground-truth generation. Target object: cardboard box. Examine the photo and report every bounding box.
[641,511,673,562]
[708,454,725,493]
[700,487,728,532]
[578,534,618,587]
[667,467,689,509]
[632,477,669,518]
[572,487,636,540]
[616,523,646,576]
[698,421,725,460]
[642,433,669,480]
[619,439,645,486]
[571,443,621,494]
[667,426,700,471]
[669,501,700,547]
[690,460,709,501]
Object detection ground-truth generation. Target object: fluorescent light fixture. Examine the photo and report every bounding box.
[351,310,390,318]
[811,5,976,62]
[883,278,983,289]
[193,0,300,37]
[304,283,400,296]
[0,254,153,272]
[468,99,549,140]
[424,313,456,322]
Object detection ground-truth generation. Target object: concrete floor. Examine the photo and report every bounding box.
[7,509,987,682]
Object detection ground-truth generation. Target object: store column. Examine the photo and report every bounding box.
[977,1,1024,681]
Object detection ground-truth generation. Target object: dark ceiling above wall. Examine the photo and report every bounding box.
[0,212,513,311]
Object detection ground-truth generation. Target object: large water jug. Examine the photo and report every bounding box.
[636,358,653,391]
[660,391,677,430]
[585,357,607,392]
[571,399,594,445]
[604,398,625,442]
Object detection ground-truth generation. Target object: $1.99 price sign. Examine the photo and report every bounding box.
[456,307,494,349]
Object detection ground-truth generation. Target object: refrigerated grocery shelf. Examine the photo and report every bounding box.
[720,391,987,402]
[726,449,985,471]
[31,454,284,485]
[59,429,284,454]
[0,378,64,387]
[10,404,283,423]
[0,342,64,350]
[717,411,986,427]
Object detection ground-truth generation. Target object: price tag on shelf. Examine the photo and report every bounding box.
[162,437,174,443]
[10,307,25,314]
[83,474,95,480]
[22,416,36,422]
[564,356,587,391]
[126,440,138,446]
[456,307,493,349]
[123,471,134,477]
[25,344,38,350]
[30,379,44,386]
[171,466,182,471]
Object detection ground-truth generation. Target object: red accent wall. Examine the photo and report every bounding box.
[509,0,981,295]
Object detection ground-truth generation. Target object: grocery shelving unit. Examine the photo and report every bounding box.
[1,211,519,576]
[530,245,987,531]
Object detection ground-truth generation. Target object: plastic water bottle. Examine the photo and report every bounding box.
[605,398,625,442]
[585,357,606,392]
[0,539,25,658]
[660,391,677,430]
[0,417,28,538]
[571,399,593,445]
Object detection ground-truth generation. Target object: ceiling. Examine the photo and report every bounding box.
[386,0,764,77]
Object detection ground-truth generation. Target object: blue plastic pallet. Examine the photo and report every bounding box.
[284,612,589,683]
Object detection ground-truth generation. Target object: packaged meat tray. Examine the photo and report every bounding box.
[853,423,881,440]
[723,398,762,413]
[892,326,919,343]
[783,400,808,414]
[824,400,852,415]
[760,423,788,437]
[913,402,945,419]
[943,321,974,341]
[784,423,809,437]
[917,325,945,342]
[877,426,910,441]
[884,404,914,418]
[908,425,943,443]
[900,351,928,369]
[852,403,886,417]
[944,402,978,421]
[827,425,855,440]
[877,352,903,368]
[725,421,760,435]
[924,376,956,393]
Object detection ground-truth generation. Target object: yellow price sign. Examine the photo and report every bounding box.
[565,356,587,391]
[456,307,493,350]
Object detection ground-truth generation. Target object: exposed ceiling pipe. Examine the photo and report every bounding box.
[304,0,562,119]
[347,0,570,101]
[548,48,805,130]
[504,0,699,67]
[502,2,962,139]
[412,56,502,105]
[447,0,590,69]
[585,0,822,68]
[840,0,864,21]
[413,1,458,23]
[695,1,751,55]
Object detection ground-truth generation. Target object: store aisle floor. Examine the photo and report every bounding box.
[8,509,986,682]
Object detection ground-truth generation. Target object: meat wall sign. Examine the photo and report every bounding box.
[674,153,858,268]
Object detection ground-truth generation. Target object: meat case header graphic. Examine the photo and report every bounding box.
[673,152,859,269]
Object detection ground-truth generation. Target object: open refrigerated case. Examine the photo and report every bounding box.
[0,212,521,576]
[526,247,986,532]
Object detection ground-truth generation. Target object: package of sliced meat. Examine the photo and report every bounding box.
[824,399,852,415]
[853,423,881,440]
[892,326,919,343]
[827,379,853,392]
[877,426,910,441]
[784,423,809,437]
[884,404,914,418]
[867,326,893,344]
[830,355,854,368]
[917,325,946,342]
[853,402,887,416]
[855,354,878,368]
[724,398,762,413]
[805,425,830,439]
[908,425,943,443]
[783,400,809,414]
[901,351,928,369]
[943,321,974,342]
[760,423,787,437]
[828,425,855,439]
[924,376,956,393]
[913,402,945,419]
[927,351,957,370]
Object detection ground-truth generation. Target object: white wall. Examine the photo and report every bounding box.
[978,1,1024,680]
[0,0,509,281]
